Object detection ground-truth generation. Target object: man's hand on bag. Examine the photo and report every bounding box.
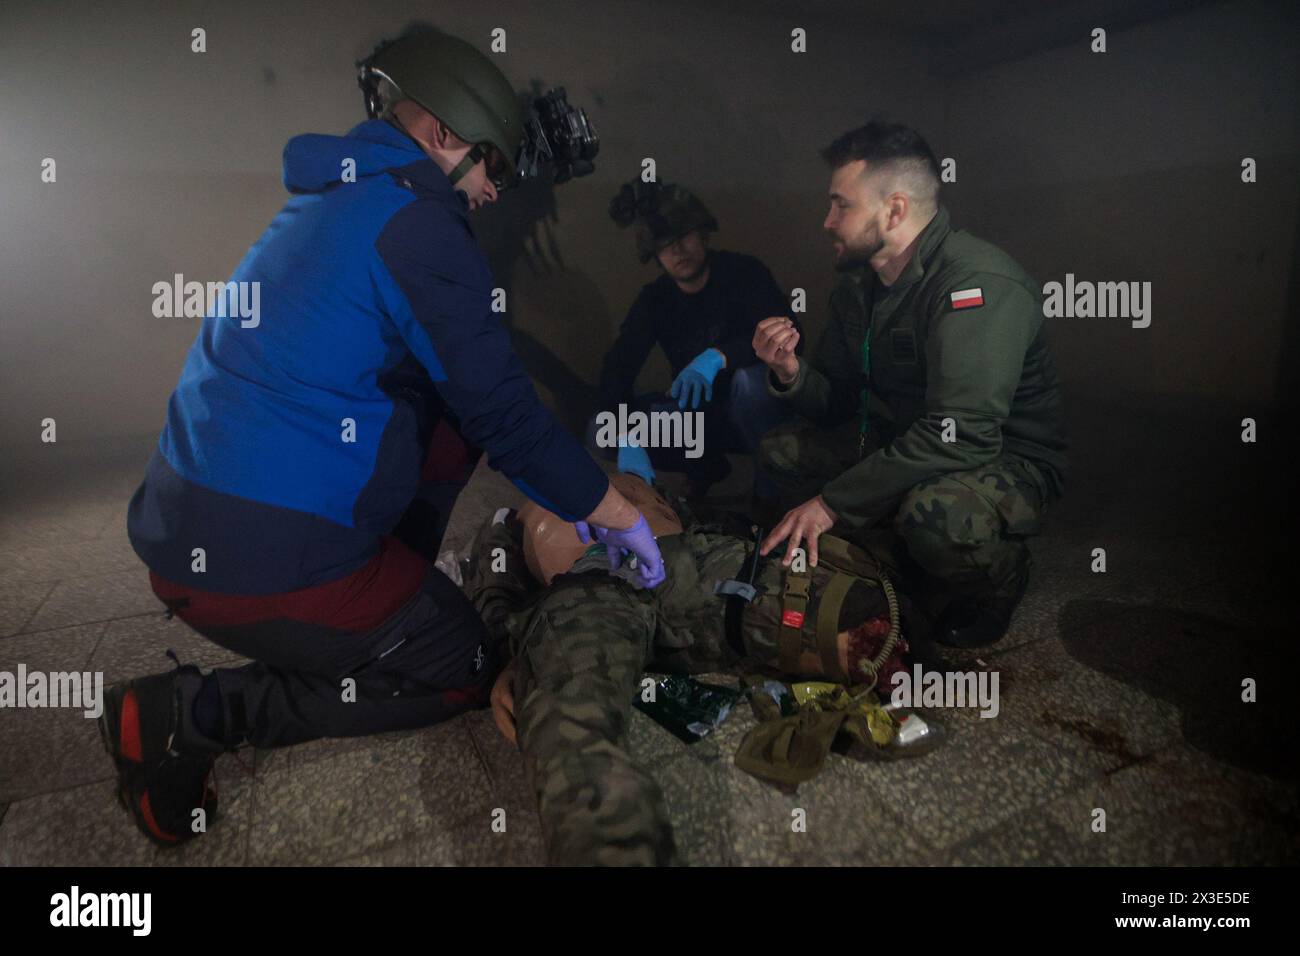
[753,316,800,385]
[491,658,518,745]
[760,495,838,568]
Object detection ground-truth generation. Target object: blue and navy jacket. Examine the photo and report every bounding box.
[128,120,609,595]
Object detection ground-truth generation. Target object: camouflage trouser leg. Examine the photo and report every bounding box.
[759,419,1050,605]
[895,455,1048,604]
[758,418,863,512]
[509,576,678,866]
[459,510,538,655]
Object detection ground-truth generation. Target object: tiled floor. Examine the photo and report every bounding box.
[1,403,1295,866]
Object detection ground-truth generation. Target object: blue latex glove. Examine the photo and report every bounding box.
[617,444,656,485]
[573,514,666,588]
[670,348,726,410]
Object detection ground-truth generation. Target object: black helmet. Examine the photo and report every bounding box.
[609,180,718,263]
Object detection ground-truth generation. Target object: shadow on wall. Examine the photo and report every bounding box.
[1279,192,1300,415]
[470,85,616,440]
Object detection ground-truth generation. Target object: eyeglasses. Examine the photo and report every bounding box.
[468,143,511,191]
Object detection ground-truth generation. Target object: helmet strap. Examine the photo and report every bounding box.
[447,146,482,187]
[385,115,478,190]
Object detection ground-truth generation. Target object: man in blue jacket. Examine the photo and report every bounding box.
[100,27,665,848]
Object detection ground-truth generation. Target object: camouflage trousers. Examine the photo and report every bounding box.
[758,419,1051,607]
[461,514,753,866]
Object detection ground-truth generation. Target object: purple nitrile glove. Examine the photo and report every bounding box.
[573,514,667,588]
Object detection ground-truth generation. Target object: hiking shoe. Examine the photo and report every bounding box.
[98,663,219,847]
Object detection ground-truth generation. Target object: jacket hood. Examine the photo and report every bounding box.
[282,119,429,194]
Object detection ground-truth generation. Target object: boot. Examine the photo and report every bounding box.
[98,653,224,847]
[933,560,1031,649]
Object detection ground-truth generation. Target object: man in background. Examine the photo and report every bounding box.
[593,180,796,498]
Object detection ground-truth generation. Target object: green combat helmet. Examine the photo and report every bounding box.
[609,179,719,263]
[358,25,599,189]
[358,26,520,186]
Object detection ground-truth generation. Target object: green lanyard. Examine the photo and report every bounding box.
[857,273,881,461]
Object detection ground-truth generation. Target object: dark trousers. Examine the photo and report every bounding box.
[149,418,497,752]
[587,364,793,493]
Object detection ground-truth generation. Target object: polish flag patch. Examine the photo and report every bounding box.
[949,288,984,310]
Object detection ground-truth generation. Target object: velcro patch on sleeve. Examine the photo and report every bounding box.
[949,287,984,310]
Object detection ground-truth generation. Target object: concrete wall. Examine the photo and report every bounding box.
[0,0,938,448]
[1,0,1294,456]
[936,0,1299,409]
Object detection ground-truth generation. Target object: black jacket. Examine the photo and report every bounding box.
[598,250,791,407]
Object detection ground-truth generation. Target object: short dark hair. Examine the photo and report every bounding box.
[822,120,941,209]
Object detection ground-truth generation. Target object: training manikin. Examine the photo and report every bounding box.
[457,473,926,865]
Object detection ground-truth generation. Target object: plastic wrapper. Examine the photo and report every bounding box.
[434,550,464,586]
[755,679,797,716]
[632,675,743,744]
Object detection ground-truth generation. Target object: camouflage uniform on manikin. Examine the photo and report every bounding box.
[459,507,899,866]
